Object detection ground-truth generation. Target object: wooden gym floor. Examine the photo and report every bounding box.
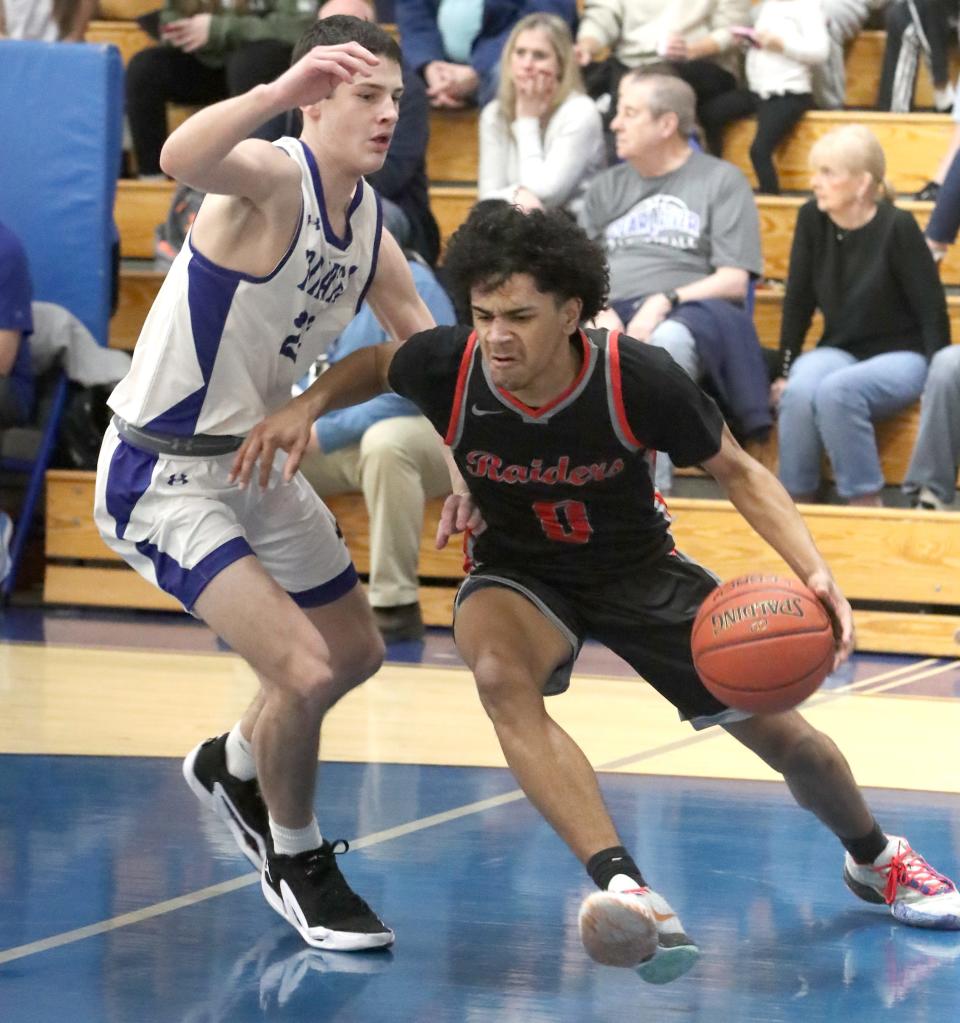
[0,605,958,1021]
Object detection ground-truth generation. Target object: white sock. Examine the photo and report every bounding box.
[224,723,256,781]
[269,816,323,856]
[608,873,644,894]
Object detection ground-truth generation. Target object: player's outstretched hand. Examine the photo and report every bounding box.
[436,492,485,549]
[272,42,379,110]
[806,568,855,669]
[229,397,313,491]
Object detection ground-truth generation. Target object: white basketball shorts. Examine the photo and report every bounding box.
[94,421,356,611]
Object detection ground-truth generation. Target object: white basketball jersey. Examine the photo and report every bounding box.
[109,137,383,436]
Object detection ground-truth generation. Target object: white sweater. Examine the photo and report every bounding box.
[478,93,606,211]
[746,0,830,97]
[577,0,751,76]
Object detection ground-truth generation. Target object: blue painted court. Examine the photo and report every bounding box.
[1,609,959,1022]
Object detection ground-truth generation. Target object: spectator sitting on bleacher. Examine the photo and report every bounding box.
[579,69,769,495]
[877,0,954,112]
[478,13,605,215]
[398,0,578,109]
[0,219,35,584]
[319,0,441,264]
[299,254,456,641]
[926,144,960,261]
[126,1,317,180]
[812,0,884,110]
[772,125,949,506]
[913,99,960,202]
[574,0,751,155]
[0,0,94,40]
[902,157,960,510]
[708,0,829,195]
[902,345,960,509]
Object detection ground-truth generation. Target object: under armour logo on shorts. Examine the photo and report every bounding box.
[166,473,189,486]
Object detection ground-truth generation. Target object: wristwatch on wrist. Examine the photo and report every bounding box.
[664,289,681,309]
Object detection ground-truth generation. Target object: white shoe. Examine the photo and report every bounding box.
[844,835,960,930]
[579,889,656,968]
[916,486,947,511]
[934,83,955,111]
[579,887,700,983]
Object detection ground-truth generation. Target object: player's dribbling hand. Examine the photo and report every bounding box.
[270,42,379,110]
[805,568,855,669]
[229,397,313,491]
[435,492,486,549]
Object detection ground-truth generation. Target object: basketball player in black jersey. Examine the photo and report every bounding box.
[233,203,960,983]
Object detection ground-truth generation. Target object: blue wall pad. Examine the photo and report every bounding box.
[0,40,123,346]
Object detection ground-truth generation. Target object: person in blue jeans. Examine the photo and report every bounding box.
[771,126,949,506]
[901,345,960,510]
[925,146,960,263]
[902,160,960,511]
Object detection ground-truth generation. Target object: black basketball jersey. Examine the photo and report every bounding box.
[388,325,725,581]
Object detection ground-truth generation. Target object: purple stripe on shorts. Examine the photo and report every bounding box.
[105,440,159,540]
[290,563,359,608]
[135,535,253,611]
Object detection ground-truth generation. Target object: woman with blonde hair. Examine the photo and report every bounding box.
[478,13,605,214]
[772,124,949,505]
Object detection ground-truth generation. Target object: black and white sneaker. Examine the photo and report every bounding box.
[182,734,270,870]
[261,840,395,951]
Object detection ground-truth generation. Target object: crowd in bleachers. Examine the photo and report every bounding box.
[3,0,960,617]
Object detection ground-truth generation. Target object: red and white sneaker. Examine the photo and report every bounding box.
[578,887,699,983]
[843,835,960,930]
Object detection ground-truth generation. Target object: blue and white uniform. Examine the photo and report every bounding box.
[94,138,384,611]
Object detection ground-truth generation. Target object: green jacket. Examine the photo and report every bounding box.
[160,1,316,68]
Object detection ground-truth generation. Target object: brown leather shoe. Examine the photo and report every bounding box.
[373,602,425,641]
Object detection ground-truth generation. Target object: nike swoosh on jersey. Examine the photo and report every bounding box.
[471,404,504,416]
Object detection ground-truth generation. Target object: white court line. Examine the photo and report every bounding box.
[854,661,960,697]
[0,657,948,965]
[0,791,530,966]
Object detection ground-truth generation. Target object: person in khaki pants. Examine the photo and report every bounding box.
[300,255,455,641]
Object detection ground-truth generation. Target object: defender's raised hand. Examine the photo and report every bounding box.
[271,41,380,110]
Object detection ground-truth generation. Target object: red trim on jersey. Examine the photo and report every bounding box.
[445,330,479,445]
[496,330,592,419]
[607,330,644,448]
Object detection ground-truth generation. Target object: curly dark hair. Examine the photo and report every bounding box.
[442,202,610,323]
[292,15,402,66]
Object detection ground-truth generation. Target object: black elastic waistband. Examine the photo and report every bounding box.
[113,416,244,456]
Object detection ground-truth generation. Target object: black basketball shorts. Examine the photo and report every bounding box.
[455,549,754,730]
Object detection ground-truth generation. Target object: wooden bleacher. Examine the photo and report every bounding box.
[43,476,960,656]
[112,265,164,349]
[753,290,960,349]
[114,183,960,289]
[723,110,954,194]
[845,31,960,109]
[425,107,954,193]
[96,0,160,18]
[86,18,154,66]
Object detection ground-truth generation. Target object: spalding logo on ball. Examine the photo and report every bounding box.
[691,574,836,714]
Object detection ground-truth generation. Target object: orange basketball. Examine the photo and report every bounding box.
[691,574,835,714]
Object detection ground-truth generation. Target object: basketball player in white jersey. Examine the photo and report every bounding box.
[94,16,460,950]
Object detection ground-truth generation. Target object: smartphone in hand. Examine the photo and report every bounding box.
[731,26,760,47]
